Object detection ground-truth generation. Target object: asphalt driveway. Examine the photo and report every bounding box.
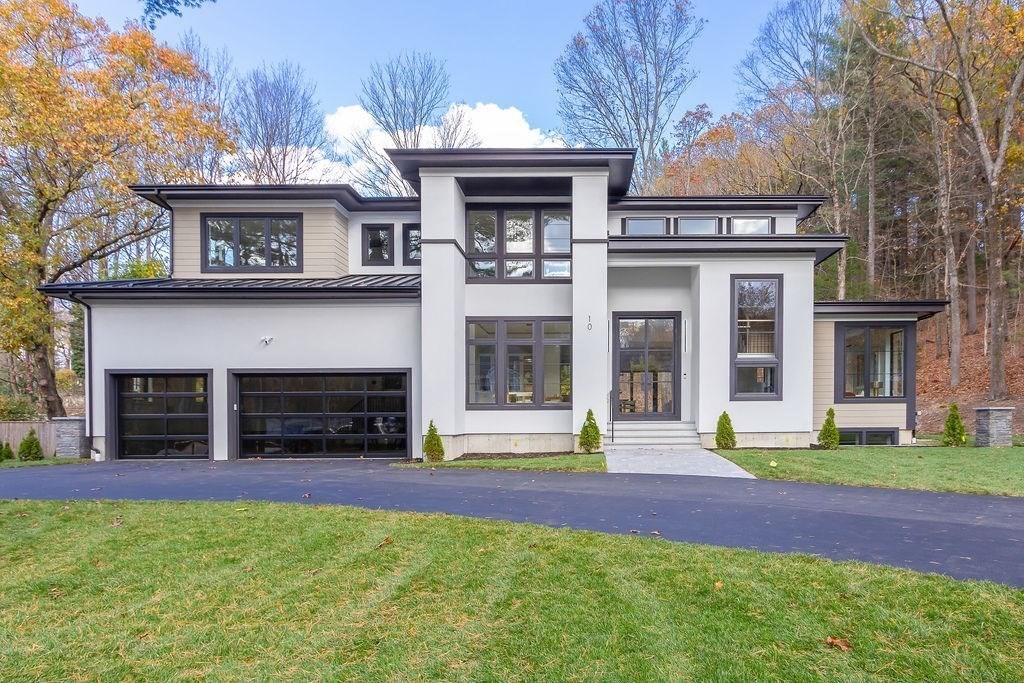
[2,459,1022,587]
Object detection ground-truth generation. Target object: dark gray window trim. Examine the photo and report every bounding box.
[200,213,303,273]
[363,223,395,266]
[674,215,721,236]
[833,321,916,429]
[730,274,784,401]
[611,311,682,421]
[465,316,572,410]
[837,428,900,446]
[621,216,669,236]
[226,368,412,460]
[465,205,572,283]
[402,223,422,265]
[106,369,214,461]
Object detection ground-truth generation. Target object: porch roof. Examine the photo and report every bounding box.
[813,300,948,321]
[607,234,848,265]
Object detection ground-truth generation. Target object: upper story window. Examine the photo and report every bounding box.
[839,324,906,400]
[202,214,301,273]
[624,217,668,235]
[363,224,394,266]
[403,223,421,265]
[731,217,773,234]
[732,275,782,400]
[467,207,571,282]
[619,215,777,236]
[677,217,718,235]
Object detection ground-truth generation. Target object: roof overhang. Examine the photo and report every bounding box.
[129,184,420,212]
[814,300,948,321]
[608,195,828,222]
[39,276,422,301]
[386,148,636,196]
[608,234,847,265]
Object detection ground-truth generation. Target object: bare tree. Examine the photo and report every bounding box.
[555,0,705,193]
[175,30,235,182]
[345,52,477,196]
[229,61,332,184]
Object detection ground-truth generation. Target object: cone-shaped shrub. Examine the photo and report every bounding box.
[715,411,736,450]
[818,407,840,450]
[423,420,445,462]
[0,441,13,461]
[17,429,43,461]
[942,403,967,447]
[578,409,601,453]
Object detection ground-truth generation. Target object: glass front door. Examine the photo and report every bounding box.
[615,315,678,420]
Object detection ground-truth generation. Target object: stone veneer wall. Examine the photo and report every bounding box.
[975,407,1015,447]
[53,417,86,459]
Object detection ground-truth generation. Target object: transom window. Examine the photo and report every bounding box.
[732,275,782,399]
[467,318,572,408]
[467,207,571,282]
[363,224,394,266]
[624,217,668,235]
[677,217,718,235]
[620,216,777,236]
[840,325,906,399]
[731,217,773,234]
[202,214,301,272]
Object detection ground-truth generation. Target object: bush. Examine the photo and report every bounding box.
[0,393,40,421]
[0,441,13,461]
[818,407,840,450]
[17,429,44,461]
[423,420,445,462]
[715,411,737,450]
[942,403,967,447]
[578,409,601,453]
[56,368,79,393]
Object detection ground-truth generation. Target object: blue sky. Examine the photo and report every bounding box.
[77,0,775,138]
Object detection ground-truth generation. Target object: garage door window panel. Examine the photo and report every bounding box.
[116,373,209,459]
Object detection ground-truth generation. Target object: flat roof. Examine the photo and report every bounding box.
[39,275,422,300]
[609,195,828,221]
[129,184,420,212]
[608,234,848,265]
[814,300,948,320]
[386,147,637,196]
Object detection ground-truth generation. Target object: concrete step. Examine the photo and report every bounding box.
[606,421,702,446]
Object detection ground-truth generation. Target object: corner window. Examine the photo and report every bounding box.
[840,325,906,399]
[731,217,773,235]
[732,275,782,400]
[363,224,394,266]
[402,223,421,265]
[624,217,667,235]
[466,207,571,282]
[467,318,571,408]
[202,214,301,272]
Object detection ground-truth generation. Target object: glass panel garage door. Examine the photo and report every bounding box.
[238,373,408,458]
[117,374,209,459]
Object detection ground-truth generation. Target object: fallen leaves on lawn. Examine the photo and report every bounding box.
[714,581,724,591]
[235,508,248,512]
[111,517,123,527]
[374,536,394,550]
[243,566,254,573]
[301,493,312,499]
[649,530,662,536]
[826,636,852,652]
[309,568,321,576]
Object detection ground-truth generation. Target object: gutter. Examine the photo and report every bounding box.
[66,292,98,458]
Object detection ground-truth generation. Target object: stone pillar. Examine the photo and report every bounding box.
[53,417,86,459]
[974,407,1015,447]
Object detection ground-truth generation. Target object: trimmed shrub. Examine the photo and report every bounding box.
[578,409,601,453]
[818,407,840,450]
[0,441,13,461]
[715,412,737,450]
[17,429,44,462]
[423,420,445,462]
[942,403,967,447]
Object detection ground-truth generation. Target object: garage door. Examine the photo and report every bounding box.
[237,372,408,458]
[116,374,210,459]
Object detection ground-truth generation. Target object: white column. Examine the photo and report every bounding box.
[571,172,610,435]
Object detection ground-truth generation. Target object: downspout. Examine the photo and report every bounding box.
[67,292,98,458]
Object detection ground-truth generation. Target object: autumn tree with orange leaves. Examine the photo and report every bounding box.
[0,0,231,417]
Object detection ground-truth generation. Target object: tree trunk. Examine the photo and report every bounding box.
[965,231,979,335]
[930,104,960,385]
[29,342,65,418]
[866,95,877,296]
[985,189,1007,400]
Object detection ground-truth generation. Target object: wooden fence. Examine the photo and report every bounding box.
[0,421,56,456]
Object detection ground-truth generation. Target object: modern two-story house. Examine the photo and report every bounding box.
[42,148,945,461]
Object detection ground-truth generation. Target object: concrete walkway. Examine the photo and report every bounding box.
[605,445,756,478]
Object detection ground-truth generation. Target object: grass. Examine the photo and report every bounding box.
[398,452,606,472]
[722,445,1024,496]
[0,457,85,469]
[0,500,1021,681]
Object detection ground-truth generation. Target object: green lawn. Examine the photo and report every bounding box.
[0,457,85,469]
[0,501,1021,681]
[722,446,1024,496]
[398,452,606,472]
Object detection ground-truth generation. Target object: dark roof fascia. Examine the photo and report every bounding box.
[608,195,828,221]
[39,278,421,302]
[129,184,421,213]
[607,234,848,265]
[814,300,948,321]
[385,147,637,196]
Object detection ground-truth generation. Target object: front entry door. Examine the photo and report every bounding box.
[615,314,681,420]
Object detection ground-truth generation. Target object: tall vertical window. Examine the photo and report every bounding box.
[202,214,301,272]
[363,224,394,266]
[732,275,782,399]
[402,223,421,265]
[840,325,906,399]
[466,207,571,281]
[467,318,571,407]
